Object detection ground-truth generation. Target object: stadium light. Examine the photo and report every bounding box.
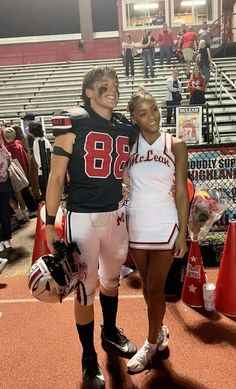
[181,1,206,6]
[133,3,159,10]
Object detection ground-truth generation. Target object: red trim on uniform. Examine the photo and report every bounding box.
[76,286,81,303]
[129,223,178,246]
[130,247,174,251]
[135,135,139,154]
[163,133,175,166]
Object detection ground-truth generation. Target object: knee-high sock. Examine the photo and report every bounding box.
[76,321,96,357]
[100,292,118,333]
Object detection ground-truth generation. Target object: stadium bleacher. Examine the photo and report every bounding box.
[0,56,236,143]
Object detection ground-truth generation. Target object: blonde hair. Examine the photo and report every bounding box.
[3,127,16,143]
[199,39,206,49]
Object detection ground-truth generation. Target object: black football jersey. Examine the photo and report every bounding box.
[65,107,138,212]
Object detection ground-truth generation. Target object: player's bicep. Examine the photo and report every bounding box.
[50,133,75,177]
[53,132,75,154]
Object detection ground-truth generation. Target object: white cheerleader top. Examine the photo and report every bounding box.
[128,132,175,201]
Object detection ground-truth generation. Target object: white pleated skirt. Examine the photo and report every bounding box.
[126,193,179,250]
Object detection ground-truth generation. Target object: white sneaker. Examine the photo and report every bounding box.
[0,258,8,273]
[3,240,12,249]
[157,325,169,351]
[0,242,5,252]
[127,340,156,373]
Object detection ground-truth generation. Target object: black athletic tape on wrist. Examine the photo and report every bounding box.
[45,209,56,225]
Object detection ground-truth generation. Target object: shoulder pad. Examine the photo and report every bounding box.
[51,106,90,137]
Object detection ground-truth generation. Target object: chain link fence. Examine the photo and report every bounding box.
[187,143,236,245]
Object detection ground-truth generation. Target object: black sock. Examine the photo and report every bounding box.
[76,321,96,358]
[100,292,118,333]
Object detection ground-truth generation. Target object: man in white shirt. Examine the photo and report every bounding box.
[165,68,182,125]
[29,121,51,200]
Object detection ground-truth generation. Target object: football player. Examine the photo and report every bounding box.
[45,66,138,388]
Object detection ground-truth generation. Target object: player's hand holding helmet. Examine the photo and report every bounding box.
[28,241,87,303]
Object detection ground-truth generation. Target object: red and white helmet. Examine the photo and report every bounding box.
[28,241,87,303]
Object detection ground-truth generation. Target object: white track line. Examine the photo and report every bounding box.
[0,294,144,304]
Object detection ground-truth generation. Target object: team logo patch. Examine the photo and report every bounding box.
[117,212,125,225]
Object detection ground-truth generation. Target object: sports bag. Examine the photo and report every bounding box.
[8,158,29,192]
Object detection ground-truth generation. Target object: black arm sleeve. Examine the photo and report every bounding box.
[53,146,72,158]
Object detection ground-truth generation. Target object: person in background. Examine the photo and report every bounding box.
[141,30,155,78]
[122,33,137,79]
[29,121,51,201]
[12,125,38,215]
[45,66,138,389]
[166,68,182,125]
[152,10,165,26]
[198,22,212,48]
[2,127,30,222]
[125,87,189,373]
[20,112,35,137]
[12,125,29,153]
[197,39,212,85]
[175,24,187,63]
[157,23,174,65]
[0,134,12,252]
[2,127,29,177]
[148,31,157,67]
[188,64,206,105]
[180,26,198,78]
[0,134,13,252]
[26,131,41,203]
[177,24,187,40]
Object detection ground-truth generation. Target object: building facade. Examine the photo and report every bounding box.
[0,0,232,65]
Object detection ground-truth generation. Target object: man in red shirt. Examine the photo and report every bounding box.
[157,23,174,65]
[180,26,198,77]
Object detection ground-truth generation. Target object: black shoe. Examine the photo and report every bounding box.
[101,326,137,356]
[82,354,105,389]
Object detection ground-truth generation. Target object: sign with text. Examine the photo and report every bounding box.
[187,145,236,223]
[176,106,202,145]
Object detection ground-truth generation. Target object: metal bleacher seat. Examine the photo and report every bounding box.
[0,56,236,143]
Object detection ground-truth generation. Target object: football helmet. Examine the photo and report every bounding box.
[28,241,87,303]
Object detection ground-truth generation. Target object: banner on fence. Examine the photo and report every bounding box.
[176,106,202,145]
[187,145,236,223]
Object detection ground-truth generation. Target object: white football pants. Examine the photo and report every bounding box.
[65,206,128,305]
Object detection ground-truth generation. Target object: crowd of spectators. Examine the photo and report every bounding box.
[0,115,51,257]
[121,21,212,85]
